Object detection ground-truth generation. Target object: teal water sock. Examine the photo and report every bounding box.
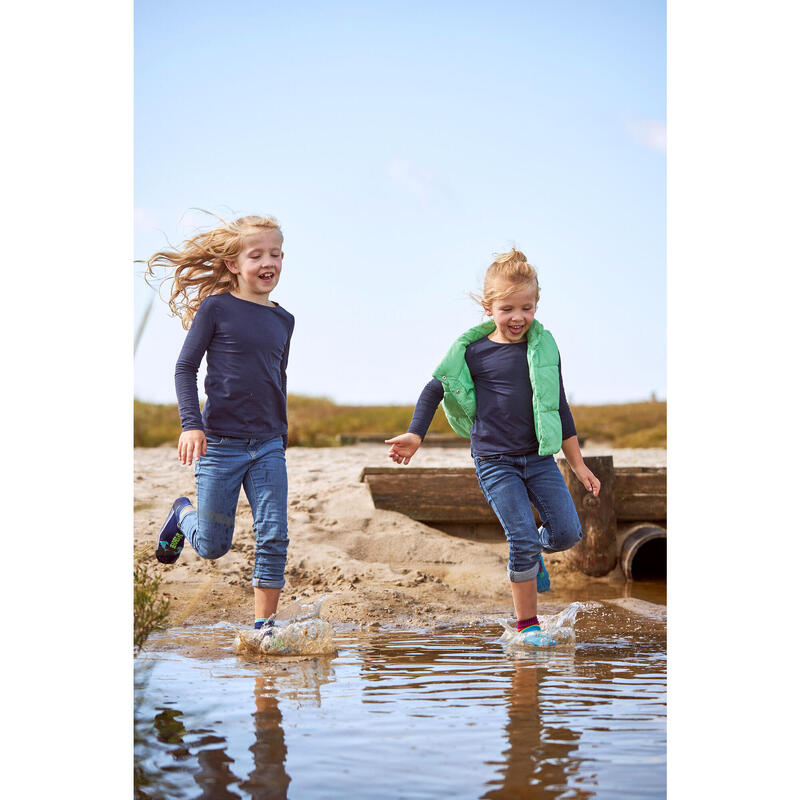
[536,553,550,592]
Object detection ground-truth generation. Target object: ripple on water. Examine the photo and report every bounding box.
[135,601,666,799]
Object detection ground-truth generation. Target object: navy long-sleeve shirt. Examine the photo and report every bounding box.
[408,336,576,456]
[174,292,294,445]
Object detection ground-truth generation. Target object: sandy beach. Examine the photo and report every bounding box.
[135,443,667,629]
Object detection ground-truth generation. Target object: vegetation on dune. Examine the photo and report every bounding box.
[570,402,666,448]
[135,395,665,449]
[134,556,171,655]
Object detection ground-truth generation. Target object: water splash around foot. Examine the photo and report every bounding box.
[499,601,601,648]
[235,597,338,657]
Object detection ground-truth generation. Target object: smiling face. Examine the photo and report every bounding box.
[484,281,537,343]
[225,228,284,304]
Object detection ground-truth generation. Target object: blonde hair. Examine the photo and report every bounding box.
[146,213,283,328]
[471,248,540,310]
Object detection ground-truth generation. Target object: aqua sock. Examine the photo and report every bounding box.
[517,616,539,631]
[254,618,268,629]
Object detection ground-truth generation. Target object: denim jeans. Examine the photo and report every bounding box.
[179,435,289,589]
[474,452,582,582]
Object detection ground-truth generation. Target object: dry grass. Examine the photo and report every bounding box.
[571,401,666,448]
[134,396,665,449]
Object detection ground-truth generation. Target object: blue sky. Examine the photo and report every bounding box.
[135,0,665,406]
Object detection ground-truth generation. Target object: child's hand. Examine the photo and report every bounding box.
[385,433,422,465]
[178,429,207,466]
[572,462,601,497]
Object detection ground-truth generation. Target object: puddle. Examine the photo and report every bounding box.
[135,603,666,799]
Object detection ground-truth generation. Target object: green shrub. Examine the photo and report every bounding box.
[134,561,170,655]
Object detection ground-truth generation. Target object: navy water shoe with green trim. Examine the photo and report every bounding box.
[155,497,191,564]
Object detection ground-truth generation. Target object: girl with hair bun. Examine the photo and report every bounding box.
[147,214,294,636]
[386,249,600,646]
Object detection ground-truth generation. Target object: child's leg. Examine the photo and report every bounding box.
[510,576,538,620]
[180,437,250,560]
[521,455,582,554]
[242,436,289,621]
[474,455,544,619]
[254,587,281,619]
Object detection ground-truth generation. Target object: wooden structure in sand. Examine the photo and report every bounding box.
[359,456,666,580]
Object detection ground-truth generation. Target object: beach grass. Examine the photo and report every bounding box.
[134,396,665,449]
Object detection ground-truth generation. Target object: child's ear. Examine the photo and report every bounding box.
[224,260,239,274]
[482,304,492,317]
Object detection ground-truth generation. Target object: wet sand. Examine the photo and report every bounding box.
[134,443,667,628]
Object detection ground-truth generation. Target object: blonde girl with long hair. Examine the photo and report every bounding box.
[386,249,600,646]
[148,214,294,635]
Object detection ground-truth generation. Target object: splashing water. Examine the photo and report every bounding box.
[499,601,601,648]
[235,597,338,657]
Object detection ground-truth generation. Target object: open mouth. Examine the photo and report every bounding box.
[508,324,525,335]
[258,271,276,282]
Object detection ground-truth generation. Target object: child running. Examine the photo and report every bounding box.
[386,249,600,646]
[148,214,294,634]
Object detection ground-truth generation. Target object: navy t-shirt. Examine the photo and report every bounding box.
[408,336,577,456]
[174,292,294,444]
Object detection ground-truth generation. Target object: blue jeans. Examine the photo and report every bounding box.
[474,453,582,582]
[179,435,289,589]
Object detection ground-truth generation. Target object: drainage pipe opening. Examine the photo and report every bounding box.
[620,524,667,581]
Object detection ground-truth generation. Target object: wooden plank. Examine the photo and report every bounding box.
[362,470,495,522]
[361,463,667,527]
[342,434,468,447]
[615,495,667,521]
[613,467,666,521]
[359,468,476,478]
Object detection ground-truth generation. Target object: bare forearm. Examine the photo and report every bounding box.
[561,435,601,497]
[561,435,584,470]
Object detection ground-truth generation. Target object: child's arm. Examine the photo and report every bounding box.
[385,379,443,464]
[385,432,422,464]
[556,354,600,495]
[561,435,601,497]
[174,301,215,465]
[279,316,294,449]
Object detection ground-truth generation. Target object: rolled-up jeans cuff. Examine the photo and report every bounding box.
[253,577,286,589]
[508,562,540,583]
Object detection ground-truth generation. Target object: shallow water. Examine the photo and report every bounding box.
[135,604,665,799]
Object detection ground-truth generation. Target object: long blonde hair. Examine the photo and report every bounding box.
[471,248,540,310]
[146,214,283,328]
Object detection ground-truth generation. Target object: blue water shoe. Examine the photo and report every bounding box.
[155,497,192,564]
[519,624,557,647]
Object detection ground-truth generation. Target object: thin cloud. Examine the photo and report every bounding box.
[626,119,666,153]
[134,207,160,232]
[386,158,439,203]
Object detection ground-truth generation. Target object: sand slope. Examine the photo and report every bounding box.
[134,443,666,628]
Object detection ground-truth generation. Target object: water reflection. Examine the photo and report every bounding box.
[135,618,665,799]
[239,677,290,799]
[135,645,336,800]
[482,652,590,799]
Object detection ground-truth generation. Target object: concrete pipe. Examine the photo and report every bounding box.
[619,524,667,581]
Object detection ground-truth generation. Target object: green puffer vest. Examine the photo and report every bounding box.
[432,319,563,456]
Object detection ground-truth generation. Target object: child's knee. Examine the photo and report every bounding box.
[195,510,236,560]
[195,540,232,560]
[545,516,582,552]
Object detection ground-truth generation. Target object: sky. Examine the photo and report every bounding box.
[134,0,665,406]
